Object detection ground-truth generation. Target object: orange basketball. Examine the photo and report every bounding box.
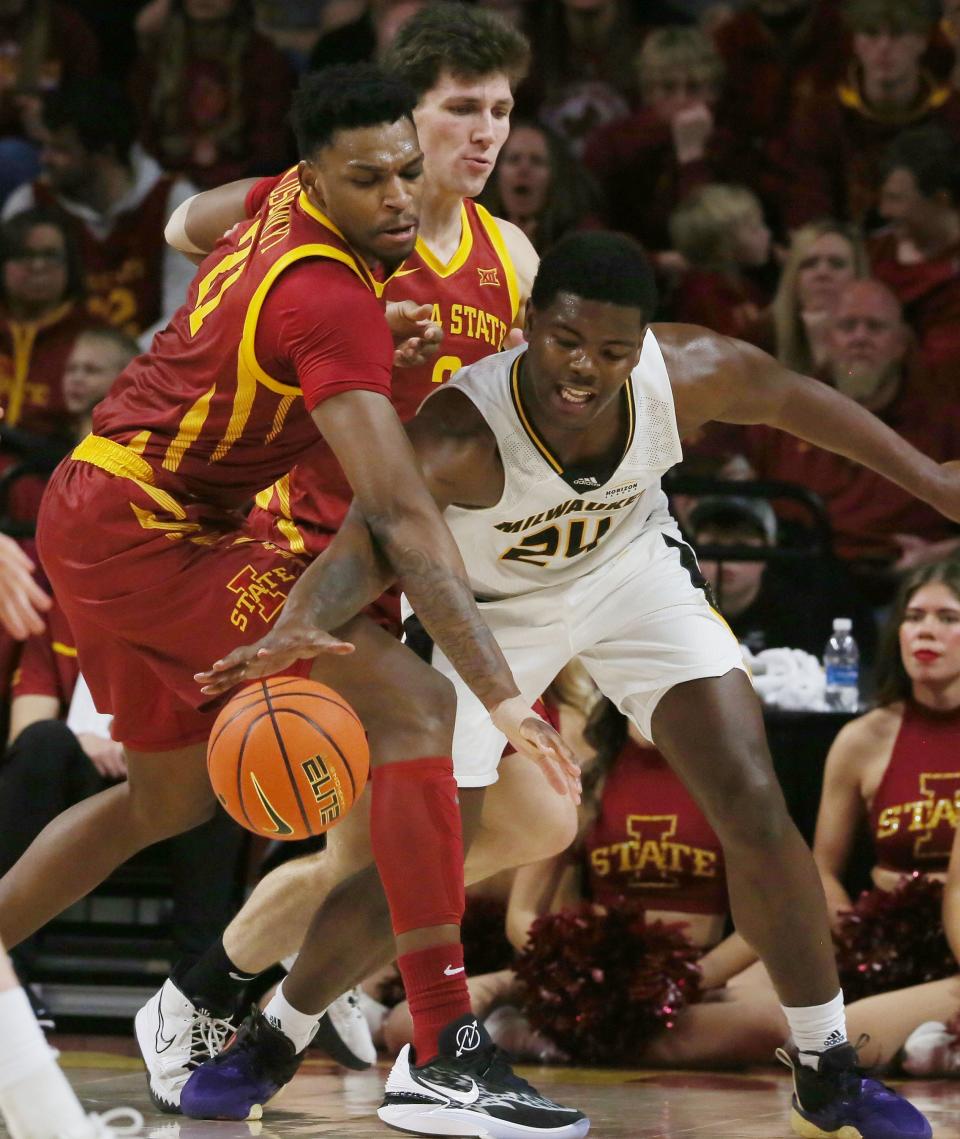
[207,676,369,841]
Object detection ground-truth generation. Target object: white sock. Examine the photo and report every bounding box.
[781,990,847,1070]
[262,980,322,1053]
[0,987,89,1139]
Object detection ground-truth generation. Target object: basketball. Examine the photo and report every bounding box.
[207,676,370,841]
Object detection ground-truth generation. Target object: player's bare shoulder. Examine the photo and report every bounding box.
[489,216,538,307]
[409,386,502,508]
[650,322,774,434]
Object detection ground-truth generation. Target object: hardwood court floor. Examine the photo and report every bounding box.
[9,1037,960,1138]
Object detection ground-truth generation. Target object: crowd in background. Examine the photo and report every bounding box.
[2,0,960,1072]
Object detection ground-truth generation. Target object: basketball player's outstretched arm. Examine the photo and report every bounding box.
[659,324,960,521]
[200,390,579,793]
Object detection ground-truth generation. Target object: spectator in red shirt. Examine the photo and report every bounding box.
[2,79,197,339]
[669,182,775,336]
[131,0,296,191]
[785,0,960,230]
[712,0,852,236]
[765,219,868,374]
[741,278,960,575]
[478,119,604,254]
[870,124,960,401]
[0,208,98,443]
[0,0,99,207]
[514,0,648,153]
[583,26,728,267]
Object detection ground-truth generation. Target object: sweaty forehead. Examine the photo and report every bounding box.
[323,118,420,165]
[546,292,645,337]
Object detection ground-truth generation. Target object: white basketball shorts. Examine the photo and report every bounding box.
[408,517,746,787]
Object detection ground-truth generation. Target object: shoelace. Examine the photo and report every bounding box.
[778,1034,890,1100]
[188,1011,236,1069]
[480,1046,539,1095]
[86,1107,144,1136]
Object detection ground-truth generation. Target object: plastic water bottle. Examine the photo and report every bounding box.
[824,617,859,712]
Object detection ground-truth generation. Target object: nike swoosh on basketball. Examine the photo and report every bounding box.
[417,1074,480,1105]
[443,965,465,975]
[250,772,294,836]
[155,1005,177,1053]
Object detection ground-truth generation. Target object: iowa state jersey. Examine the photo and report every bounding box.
[250,197,519,550]
[583,738,728,915]
[442,332,683,600]
[89,168,393,511]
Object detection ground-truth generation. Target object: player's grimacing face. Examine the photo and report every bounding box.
[413,71,513,198]
[301,117,424,267]
[522,293,645,431]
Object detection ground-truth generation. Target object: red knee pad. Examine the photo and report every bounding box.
[370,756,465,936]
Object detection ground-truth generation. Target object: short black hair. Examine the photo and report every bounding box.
[881,125,960,203]
[43,79,139,161]
[385,2,530,97]
[291,63,417,158]
[530,231,658,318]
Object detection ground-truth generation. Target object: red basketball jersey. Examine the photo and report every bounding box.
[88,168,394,512]
[247,195,520,554]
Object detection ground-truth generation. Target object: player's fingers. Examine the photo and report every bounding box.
[0,602,29,640]
[401,301,434,322]
[7,591,46,638]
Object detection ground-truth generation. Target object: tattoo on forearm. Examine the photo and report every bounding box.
[381,541,517,708]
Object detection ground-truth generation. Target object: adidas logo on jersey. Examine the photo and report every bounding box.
[571,475,600,488]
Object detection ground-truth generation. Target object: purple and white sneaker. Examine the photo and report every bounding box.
[180,1008,304,1121]
[779,1041,932,1139]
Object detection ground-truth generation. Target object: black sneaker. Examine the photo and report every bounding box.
[778,1039,932,1139]
[179,1007,306,1121]
[378,1012,590,1138]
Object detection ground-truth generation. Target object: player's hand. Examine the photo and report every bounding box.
[196,626,356,695]
[503,327,526,350]
[78,734,128,780]
[0,534,51,639]
[490,696,581,803]
[387,300,443,368]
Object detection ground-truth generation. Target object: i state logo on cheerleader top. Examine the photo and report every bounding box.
[438,332,683,601]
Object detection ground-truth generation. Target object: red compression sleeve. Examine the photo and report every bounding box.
[370,756,465,935]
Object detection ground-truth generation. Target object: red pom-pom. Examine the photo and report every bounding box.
[514,900,702,1065]
[833,874,954,1001]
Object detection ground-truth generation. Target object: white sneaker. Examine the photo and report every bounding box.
[378,1013,589,1139]
[134,980,236,1113]
[58,1107,144,1137]
[312,988,377,1070]
[902,1021,960,1076]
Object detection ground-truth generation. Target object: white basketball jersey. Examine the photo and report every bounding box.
[441,330,683,600]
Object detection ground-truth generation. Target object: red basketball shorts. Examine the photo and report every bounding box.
[245,504,403,637]
[37,455,311,753]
